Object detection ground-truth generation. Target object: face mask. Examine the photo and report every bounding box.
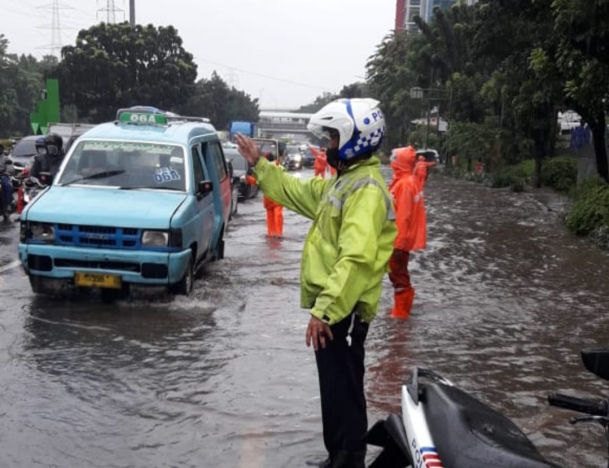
[325,147,341,169]
[46,145,59,157]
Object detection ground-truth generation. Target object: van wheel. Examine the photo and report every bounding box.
[174,255,194,296]
[29,275,44,294]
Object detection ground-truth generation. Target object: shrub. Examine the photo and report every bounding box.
[491,169,525,190]
[513,159,535,181]
[566,179,609,236]
[542,156,577,192]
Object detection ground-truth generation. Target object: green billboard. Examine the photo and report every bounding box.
[30,79,60,135]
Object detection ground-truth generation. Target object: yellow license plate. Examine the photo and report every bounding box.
[74,272,122,289]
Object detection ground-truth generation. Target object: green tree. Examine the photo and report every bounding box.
[551,0,609,182]
[0,35,49,136]
[180,71,259,129]
[0,35,20,134]
[56,23,198,123]
[297,92,338,114]
[367,31,424,148]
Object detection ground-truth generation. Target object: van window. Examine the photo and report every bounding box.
[192,146,205,186]
[209,142,229,181]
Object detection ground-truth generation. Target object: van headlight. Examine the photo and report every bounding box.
[30,222,55,242]
[142,231,169,247]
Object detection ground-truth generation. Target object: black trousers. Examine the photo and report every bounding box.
[315,312,370,468]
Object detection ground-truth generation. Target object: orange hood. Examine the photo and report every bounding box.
[391,146,417,178]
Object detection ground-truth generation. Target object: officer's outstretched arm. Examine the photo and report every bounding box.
[253,158,329,220]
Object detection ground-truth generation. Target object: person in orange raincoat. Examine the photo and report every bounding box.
[309,145,328,178]
[414,155,437,191]
[388,146,426,319]
[247,152,284,237]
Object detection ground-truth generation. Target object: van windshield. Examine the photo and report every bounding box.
[57,140,187,191]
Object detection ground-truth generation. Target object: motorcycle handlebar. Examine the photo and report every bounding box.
[548,393,608,417]
[26,178,45,188]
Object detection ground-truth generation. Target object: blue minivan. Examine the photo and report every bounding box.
[18,108,233,297]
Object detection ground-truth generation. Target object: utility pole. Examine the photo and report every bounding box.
[129,0,135,25]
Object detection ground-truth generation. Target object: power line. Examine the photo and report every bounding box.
[194,57,335,92]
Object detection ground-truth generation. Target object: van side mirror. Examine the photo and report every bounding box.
[5,158,13,165]
[197,180,213,199]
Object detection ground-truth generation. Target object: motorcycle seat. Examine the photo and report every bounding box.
[422,383,561,468]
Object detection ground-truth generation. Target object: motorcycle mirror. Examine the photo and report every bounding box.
[581,349,609,381]
[39,171,53,186]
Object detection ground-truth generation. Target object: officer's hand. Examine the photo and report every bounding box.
[306,315,334,351]
[236,134,261,167]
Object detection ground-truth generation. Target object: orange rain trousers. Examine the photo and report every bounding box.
[264,195,283,237]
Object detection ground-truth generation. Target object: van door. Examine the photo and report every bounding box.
[202,141,232,234]
[192,145,214,261]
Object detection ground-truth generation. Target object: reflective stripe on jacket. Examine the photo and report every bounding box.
[253,156,396,325]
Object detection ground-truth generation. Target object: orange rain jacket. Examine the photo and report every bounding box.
[389,147,426,252]
[309,146,328,176]
[414,155,437,191]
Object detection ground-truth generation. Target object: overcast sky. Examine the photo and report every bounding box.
[2,0,395,110]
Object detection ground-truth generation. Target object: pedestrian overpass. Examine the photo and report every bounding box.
[257,111,314,140]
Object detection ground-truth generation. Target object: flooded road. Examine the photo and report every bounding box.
[0,168,608,467]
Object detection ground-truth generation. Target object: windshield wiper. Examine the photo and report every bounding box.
[119,186,184,191]
[61,170,125,186]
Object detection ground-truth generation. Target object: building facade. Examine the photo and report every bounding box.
[395,0,477,32]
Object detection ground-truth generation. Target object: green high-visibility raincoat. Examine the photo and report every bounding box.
[253,156,397,325]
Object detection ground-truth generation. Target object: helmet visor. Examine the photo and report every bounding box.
[307,123,339,142]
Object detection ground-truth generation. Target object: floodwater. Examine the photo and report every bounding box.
[0,168,608,467]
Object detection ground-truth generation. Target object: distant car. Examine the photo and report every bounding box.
[225,159,240,219]
[222,141,238,150]
[416,149,439,164]
[8,136,40,174]
[302,147,317,168]
[224,148,258,199]
[284,151,303,171]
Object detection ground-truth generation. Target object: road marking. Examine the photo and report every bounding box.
[0,260,20,274]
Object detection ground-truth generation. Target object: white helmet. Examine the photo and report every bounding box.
[307,98,385,161]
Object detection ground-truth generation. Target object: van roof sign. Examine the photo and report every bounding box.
[118,111,168,125]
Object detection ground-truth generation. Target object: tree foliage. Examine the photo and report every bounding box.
[0,35,54,136]
[297,82,370,114]
[365,0,609,183]
[179,72,259,130]
[56,23,198,123]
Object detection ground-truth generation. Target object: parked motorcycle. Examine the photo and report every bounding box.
[367,349,609,468]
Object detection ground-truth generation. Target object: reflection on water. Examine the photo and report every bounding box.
[0,170,608,467]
